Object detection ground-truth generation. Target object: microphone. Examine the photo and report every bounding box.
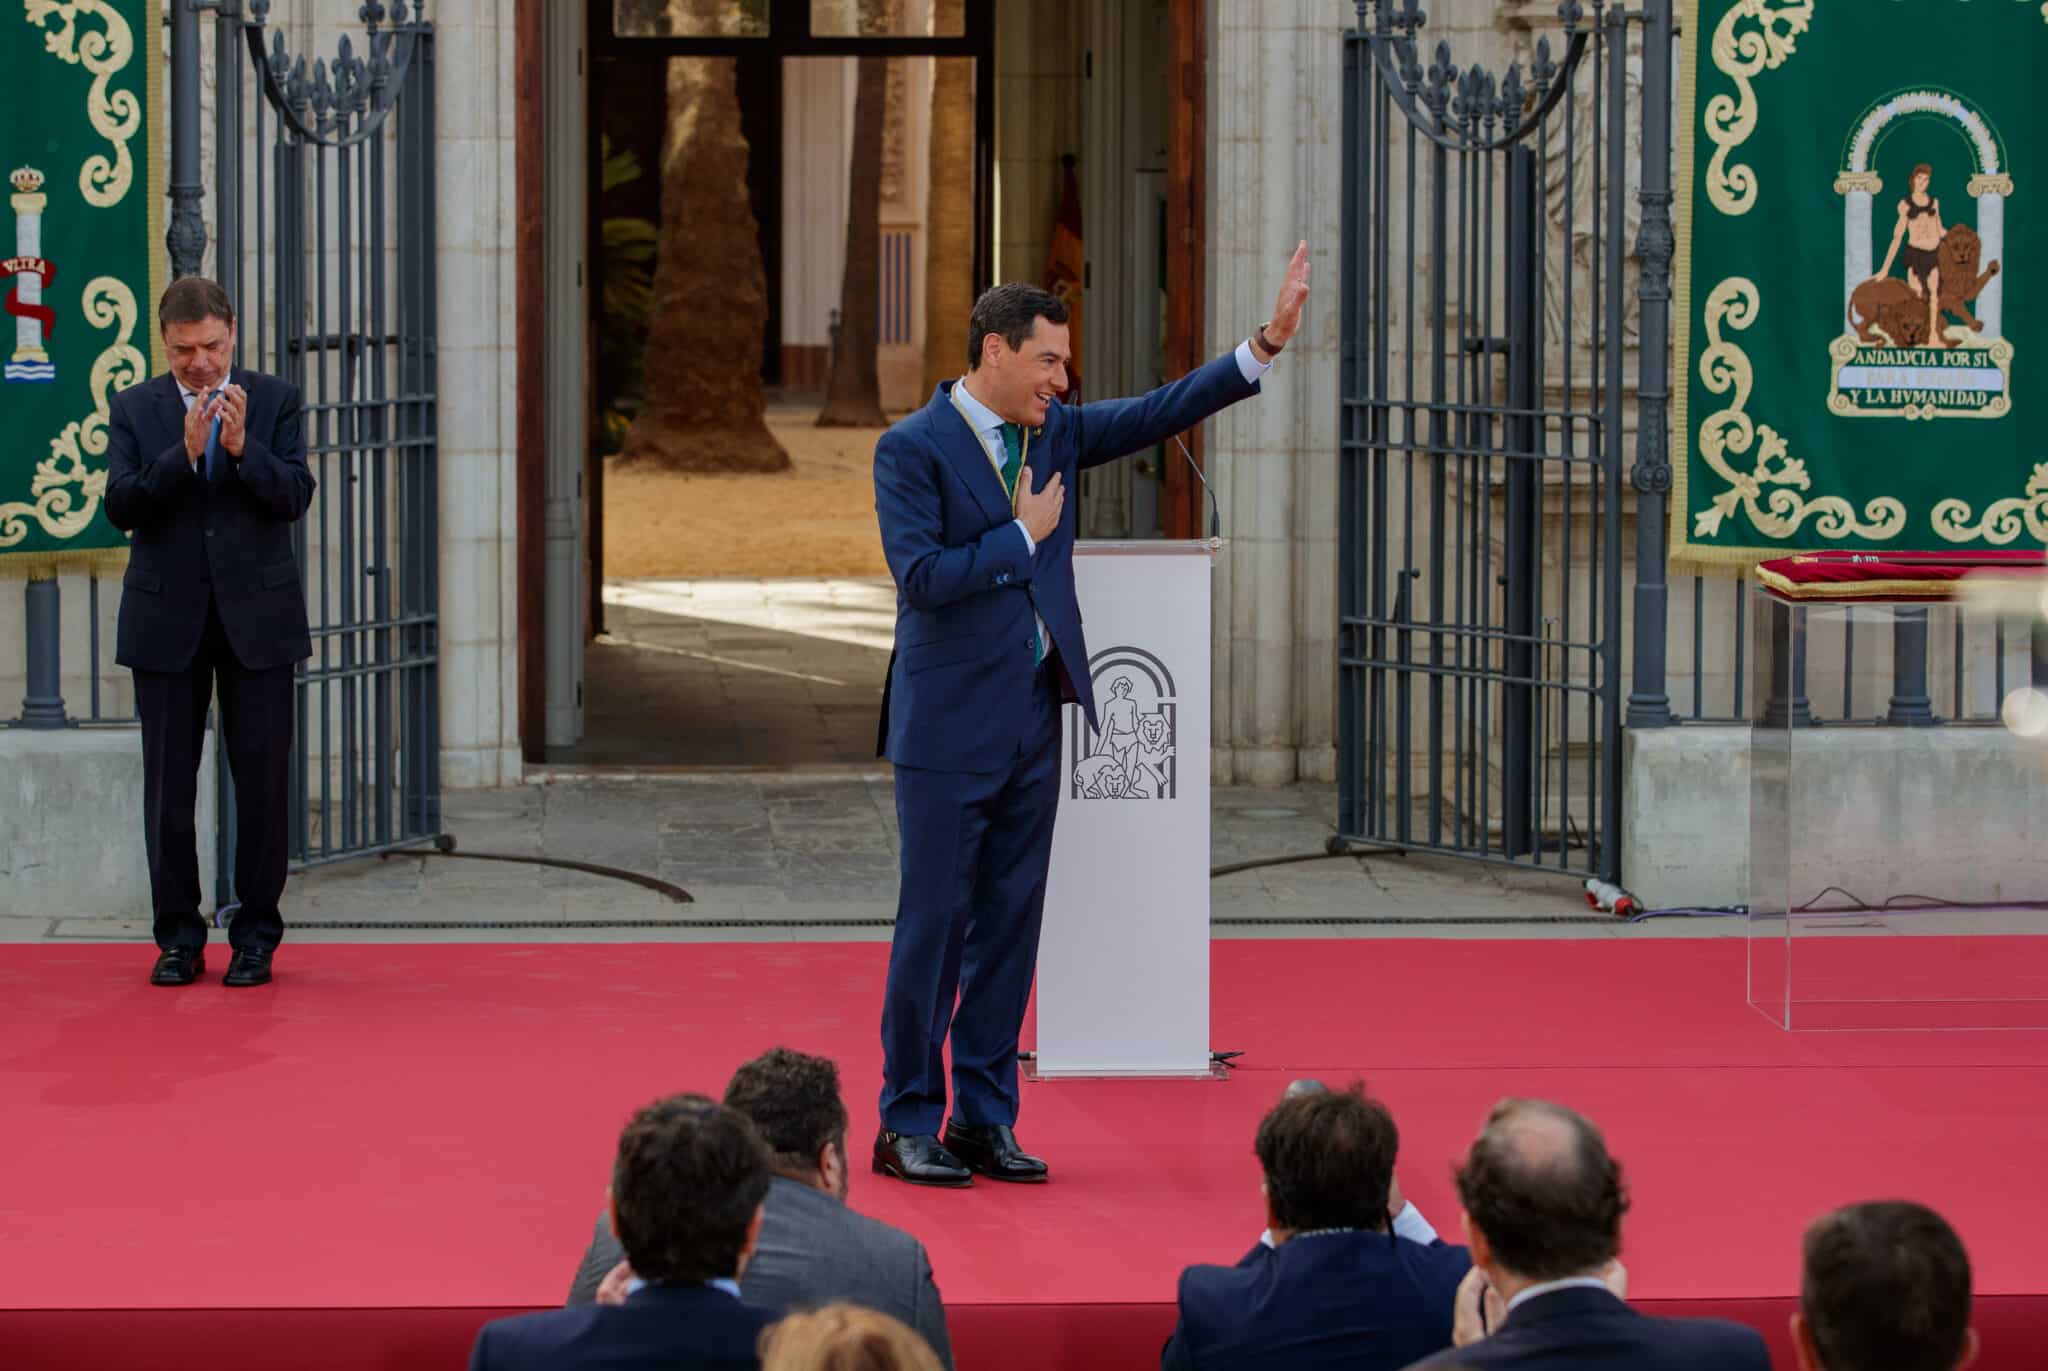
[1170,432,1223,541]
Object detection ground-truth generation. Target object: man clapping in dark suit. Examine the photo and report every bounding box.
[104,277,313,989]
[1163,1082,1472,1371]
[1406,1099,1768,1371]
[474,1095,776,1371]
[566,1048,954,1369]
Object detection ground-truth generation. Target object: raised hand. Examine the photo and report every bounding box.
[1016,465,1065,544]
[1264,241,1312,349]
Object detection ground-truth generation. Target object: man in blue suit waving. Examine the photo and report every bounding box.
[871,246,1312,1187]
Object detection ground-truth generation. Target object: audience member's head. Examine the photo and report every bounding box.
[724,1047,852,1199]
[1454,1098,1630,1295]
[1795,1201,1976,1371]
[759,1303,946,1371]
[608,1093,771,1287]
[1255,1080,1401,1238]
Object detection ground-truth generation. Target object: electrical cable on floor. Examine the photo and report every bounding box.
[383,847,693,904]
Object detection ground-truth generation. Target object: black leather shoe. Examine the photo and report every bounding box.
[222,946,274,988]
[943,1122,1049,1183]
[872,1131,973,1188]
[150,946,205,986]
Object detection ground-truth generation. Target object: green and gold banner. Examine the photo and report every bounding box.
[2,0,161,575]
[1674,0,2046,572]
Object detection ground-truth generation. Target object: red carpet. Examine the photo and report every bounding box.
[4,937,2047,1370]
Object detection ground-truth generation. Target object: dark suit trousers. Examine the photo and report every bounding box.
[879,656,1063,1135]
[134,594,294,952]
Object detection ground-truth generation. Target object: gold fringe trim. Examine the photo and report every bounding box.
[1753,565,1966,601]
[0,547,130,580]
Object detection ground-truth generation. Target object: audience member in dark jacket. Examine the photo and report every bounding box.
[1163,1082,1471,1371]
[474,1095,775,1371]
[1405,1098,1768,1371]
[567,1049,953,1369]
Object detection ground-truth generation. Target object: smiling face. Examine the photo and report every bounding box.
[978,316,1071,428]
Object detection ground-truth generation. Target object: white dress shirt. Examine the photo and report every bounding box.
[950,340,1273,667]
[1258,1199,1441,1250]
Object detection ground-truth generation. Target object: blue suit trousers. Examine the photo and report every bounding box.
[878,657,1063,1134]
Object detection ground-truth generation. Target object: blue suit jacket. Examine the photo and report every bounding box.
[470,1282,774,1371]
[873,350,1258,772]
[103,368,315,672]
[1404,1285,1771,1371]
[1163,1233,1473,1371]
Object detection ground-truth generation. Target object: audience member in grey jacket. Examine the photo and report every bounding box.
[566,1048,953,1369]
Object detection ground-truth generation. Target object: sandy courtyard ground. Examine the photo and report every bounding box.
[603,408,892,580]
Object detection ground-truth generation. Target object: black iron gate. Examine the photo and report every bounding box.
[199,1,443,893]
[1339,0,1665,880]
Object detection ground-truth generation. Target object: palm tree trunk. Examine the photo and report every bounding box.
[620,55,789,472]
[816,51,890,428]
[921,0,972,396]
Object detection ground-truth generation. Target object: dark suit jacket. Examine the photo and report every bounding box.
[472,1282,773,1371]
[103,368,314,672]
[1163,1232,1473,1371]
[873,349,1257,772]
[1403,1285,1771,1371]
[565,1176,954,1369]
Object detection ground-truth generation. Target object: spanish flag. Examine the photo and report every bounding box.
[1043,154,1083,399]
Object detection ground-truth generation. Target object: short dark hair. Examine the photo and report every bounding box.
[966,282,1067,370]
[1802,1201,1972,1371]
[611,1093,771,1286]
[1455,1099,1629,1280]
[1911,162,1933,183]
[1255,1081,1400,1232]
[722,1047,849,1178]
[158,277,235,332]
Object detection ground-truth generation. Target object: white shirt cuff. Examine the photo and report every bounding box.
[1235,338,1273,383]
[1013,518,1036,557]
[1392,1203,1440,1245]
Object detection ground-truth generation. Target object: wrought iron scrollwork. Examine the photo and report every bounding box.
[1353,0,1589,154]
[244,0,428,147]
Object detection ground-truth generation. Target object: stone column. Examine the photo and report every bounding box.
[435,0,524,787]
[1834,172,1880,316]
[1204,0,1345,785]
[1968,174,2010,338]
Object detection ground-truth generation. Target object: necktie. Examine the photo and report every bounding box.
[199,390,224,483]
[996,422,1024,501]
[996,422,1043,666]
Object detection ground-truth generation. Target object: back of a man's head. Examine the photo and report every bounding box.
[1255,1081,1400,1232]
[723,1047,850,1186]
[1455,1098,1629,1281]
[611,1093,771,1286]
[1800,1201,1974,1371]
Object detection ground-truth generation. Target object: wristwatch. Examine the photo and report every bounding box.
[1255,323,1285,357]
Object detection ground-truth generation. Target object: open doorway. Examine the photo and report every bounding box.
[552,0,992,767]
[524,0,1201,768]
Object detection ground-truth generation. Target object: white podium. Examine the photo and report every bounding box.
[1033,540,1220,1077]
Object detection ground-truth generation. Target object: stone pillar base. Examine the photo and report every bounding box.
[2,727,217,921]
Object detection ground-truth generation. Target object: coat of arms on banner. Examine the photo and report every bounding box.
[5,167,57,383]
[1830,93,2010,420]
[1672,1,2047,573]
[1068,647,1178,801]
